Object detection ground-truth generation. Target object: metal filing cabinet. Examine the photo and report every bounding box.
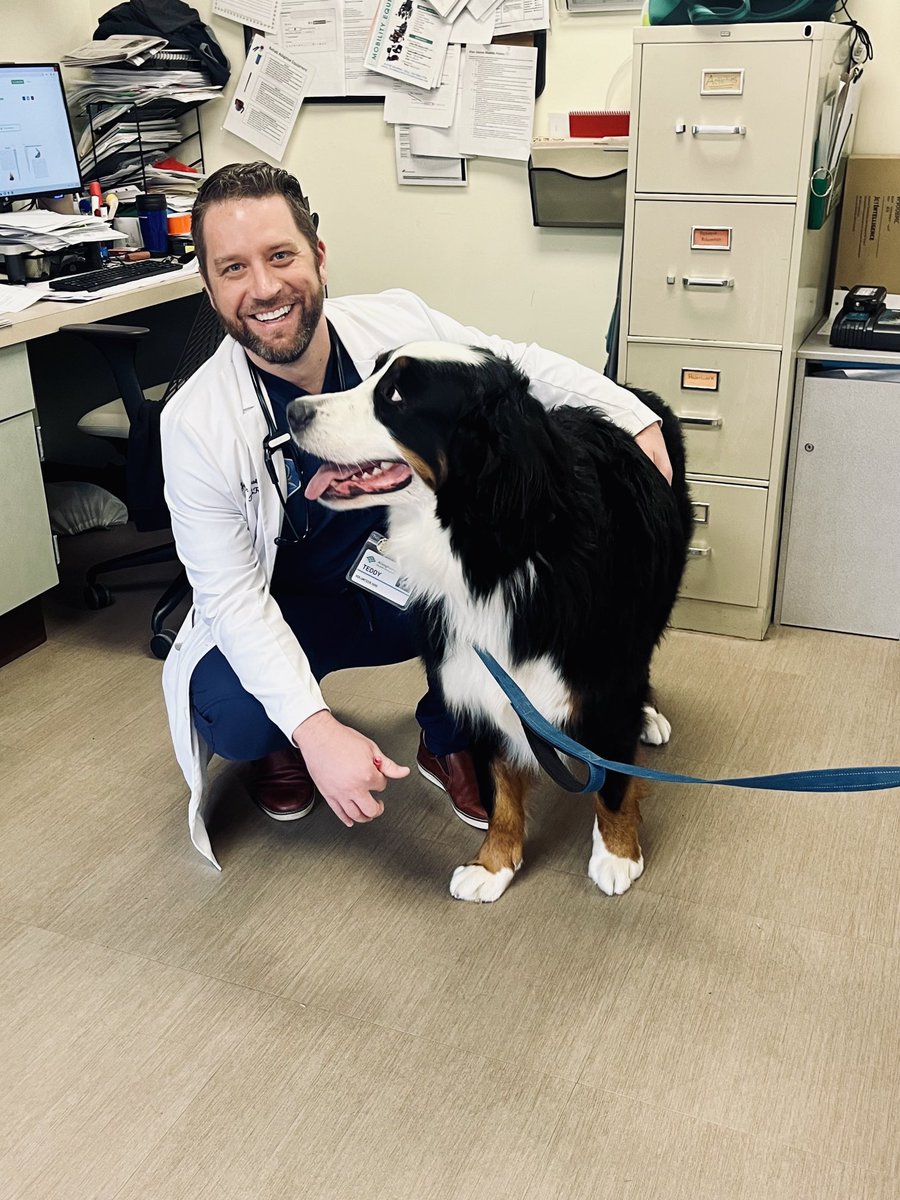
[618,21,851,639]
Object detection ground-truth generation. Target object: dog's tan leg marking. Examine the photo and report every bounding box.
[449,759,528,903]
[588,777,645,896]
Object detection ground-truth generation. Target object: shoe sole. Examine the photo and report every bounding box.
[255,792,318,822]
[416,762,489,830]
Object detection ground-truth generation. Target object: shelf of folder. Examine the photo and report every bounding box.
[80,98,205,192]
[528,137,629,229]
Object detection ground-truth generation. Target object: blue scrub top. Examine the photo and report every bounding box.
[259,335,387,595]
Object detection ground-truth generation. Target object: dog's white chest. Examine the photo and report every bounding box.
[387,509,572,765]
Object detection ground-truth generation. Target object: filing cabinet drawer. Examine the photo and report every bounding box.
[681,481,767,608]
[635,41,811,197]
[629,200,794,345]
[623,343,780,479]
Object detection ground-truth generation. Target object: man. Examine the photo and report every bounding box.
[161,161,673,869]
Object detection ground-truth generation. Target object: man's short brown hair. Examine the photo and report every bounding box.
[191,161,319,275]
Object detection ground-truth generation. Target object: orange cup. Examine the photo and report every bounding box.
[167,213,192,235]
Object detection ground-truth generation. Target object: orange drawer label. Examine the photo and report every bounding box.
[691,226,732,251]
[681,368,720,392]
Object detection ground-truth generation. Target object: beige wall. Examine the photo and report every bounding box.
[13,2,900,369]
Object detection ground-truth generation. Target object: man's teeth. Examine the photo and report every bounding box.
[254,305,291,322]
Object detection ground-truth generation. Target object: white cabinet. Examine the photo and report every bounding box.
[619,21,850,639]
[0,344,58,616]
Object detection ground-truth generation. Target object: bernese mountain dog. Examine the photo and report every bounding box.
[289,343,693,903]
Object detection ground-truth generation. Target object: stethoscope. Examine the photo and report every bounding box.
[247,321,347,547]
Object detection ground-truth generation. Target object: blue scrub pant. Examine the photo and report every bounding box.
[190,586,466,761]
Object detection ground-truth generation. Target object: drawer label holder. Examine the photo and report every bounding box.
[700,68,744,96]
[691,226,732,251]
[681,367,720,392]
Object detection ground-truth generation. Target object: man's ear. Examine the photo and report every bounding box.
[317,238,328,287]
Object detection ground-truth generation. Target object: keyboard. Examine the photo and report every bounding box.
[48,259,183,293]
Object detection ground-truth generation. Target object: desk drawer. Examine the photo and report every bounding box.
[635,41,810,197]
[623,343,780,479]
[629,200,794,345]
[681,480,767,608]
[0,344,36,422]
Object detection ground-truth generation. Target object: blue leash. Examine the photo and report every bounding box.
[475,647,900,795]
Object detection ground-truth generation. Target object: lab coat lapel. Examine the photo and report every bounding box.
[232,342,285,576]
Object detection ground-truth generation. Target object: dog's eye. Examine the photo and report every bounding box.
[389,388,404,405]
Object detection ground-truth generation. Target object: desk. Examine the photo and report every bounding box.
[0,272,203,630]
[776,320,900,639]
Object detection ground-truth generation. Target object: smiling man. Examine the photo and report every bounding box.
[160,161,673,868]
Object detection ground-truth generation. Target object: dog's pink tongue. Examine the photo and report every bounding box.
[305,464,346,500]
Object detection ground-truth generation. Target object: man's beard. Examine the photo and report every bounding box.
[222,281,325,365]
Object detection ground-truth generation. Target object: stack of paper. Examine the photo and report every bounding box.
[61,35,169,68]
[0,212,126,252]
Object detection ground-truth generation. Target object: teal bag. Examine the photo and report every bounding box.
[648,0,839,23]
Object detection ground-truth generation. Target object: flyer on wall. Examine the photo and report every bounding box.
[222,38,314,161]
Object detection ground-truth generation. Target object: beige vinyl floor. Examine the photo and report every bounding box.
[2,526,899,1200]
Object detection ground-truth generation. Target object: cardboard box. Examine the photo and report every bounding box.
[834,156,900,292]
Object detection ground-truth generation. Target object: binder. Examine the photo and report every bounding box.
[568,110,630,138]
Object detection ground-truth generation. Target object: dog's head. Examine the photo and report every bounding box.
[289,341,531,510]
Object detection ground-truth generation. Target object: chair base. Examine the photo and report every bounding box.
[84,542,190,658]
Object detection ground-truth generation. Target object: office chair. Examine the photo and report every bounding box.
[66,292,226,659]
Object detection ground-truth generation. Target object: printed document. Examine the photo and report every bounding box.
[344,0,396,95]
[459,44,536,162]
[365,0,452,90]
[395,126,466,185]
[449,4,497,44]
[383,45,460,128]
[493,0,549,34]
[213,0,282,33]
[223,39,313,161]
[408,63,470,158]
[274,0,345,96]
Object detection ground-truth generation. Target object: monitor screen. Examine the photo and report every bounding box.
[0,63,81,200]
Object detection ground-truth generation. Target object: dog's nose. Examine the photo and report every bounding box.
[287,397,316,436]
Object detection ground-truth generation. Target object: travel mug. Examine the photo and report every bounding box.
[137,194,169,255]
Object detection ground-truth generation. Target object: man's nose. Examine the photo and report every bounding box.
[287,397,316,436]
[247,261,281,297]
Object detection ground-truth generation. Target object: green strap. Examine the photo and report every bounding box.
[650,0,829,22]
[687,1,751,21]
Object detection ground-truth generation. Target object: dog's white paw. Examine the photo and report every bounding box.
[450,864,516,903]
[588,820,643,896]
[640,703,671,746]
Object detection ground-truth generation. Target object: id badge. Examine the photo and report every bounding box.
[347,532,411,610]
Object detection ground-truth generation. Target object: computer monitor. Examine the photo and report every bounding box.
[0,63,81,201]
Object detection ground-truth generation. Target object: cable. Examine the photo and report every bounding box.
[835,1,874,65]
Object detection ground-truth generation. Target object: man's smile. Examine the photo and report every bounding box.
[249,302,294,325]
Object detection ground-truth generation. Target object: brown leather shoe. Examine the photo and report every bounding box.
[416,733,489,830]
[249,746,317,821]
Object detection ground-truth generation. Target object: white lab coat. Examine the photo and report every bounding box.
[161,289,661,868]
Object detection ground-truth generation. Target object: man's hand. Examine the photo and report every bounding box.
[292,710,409,827]
[635,421,673,485]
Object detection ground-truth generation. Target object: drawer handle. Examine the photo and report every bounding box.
[687,545,712,558]
[682,276,734,289]
[691,124,746,137]
[679,414,722,428]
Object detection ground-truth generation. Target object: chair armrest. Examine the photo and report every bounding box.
[62,323,153,426]
[62,322,151,340]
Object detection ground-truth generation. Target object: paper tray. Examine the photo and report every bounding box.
[528,141,627,229]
